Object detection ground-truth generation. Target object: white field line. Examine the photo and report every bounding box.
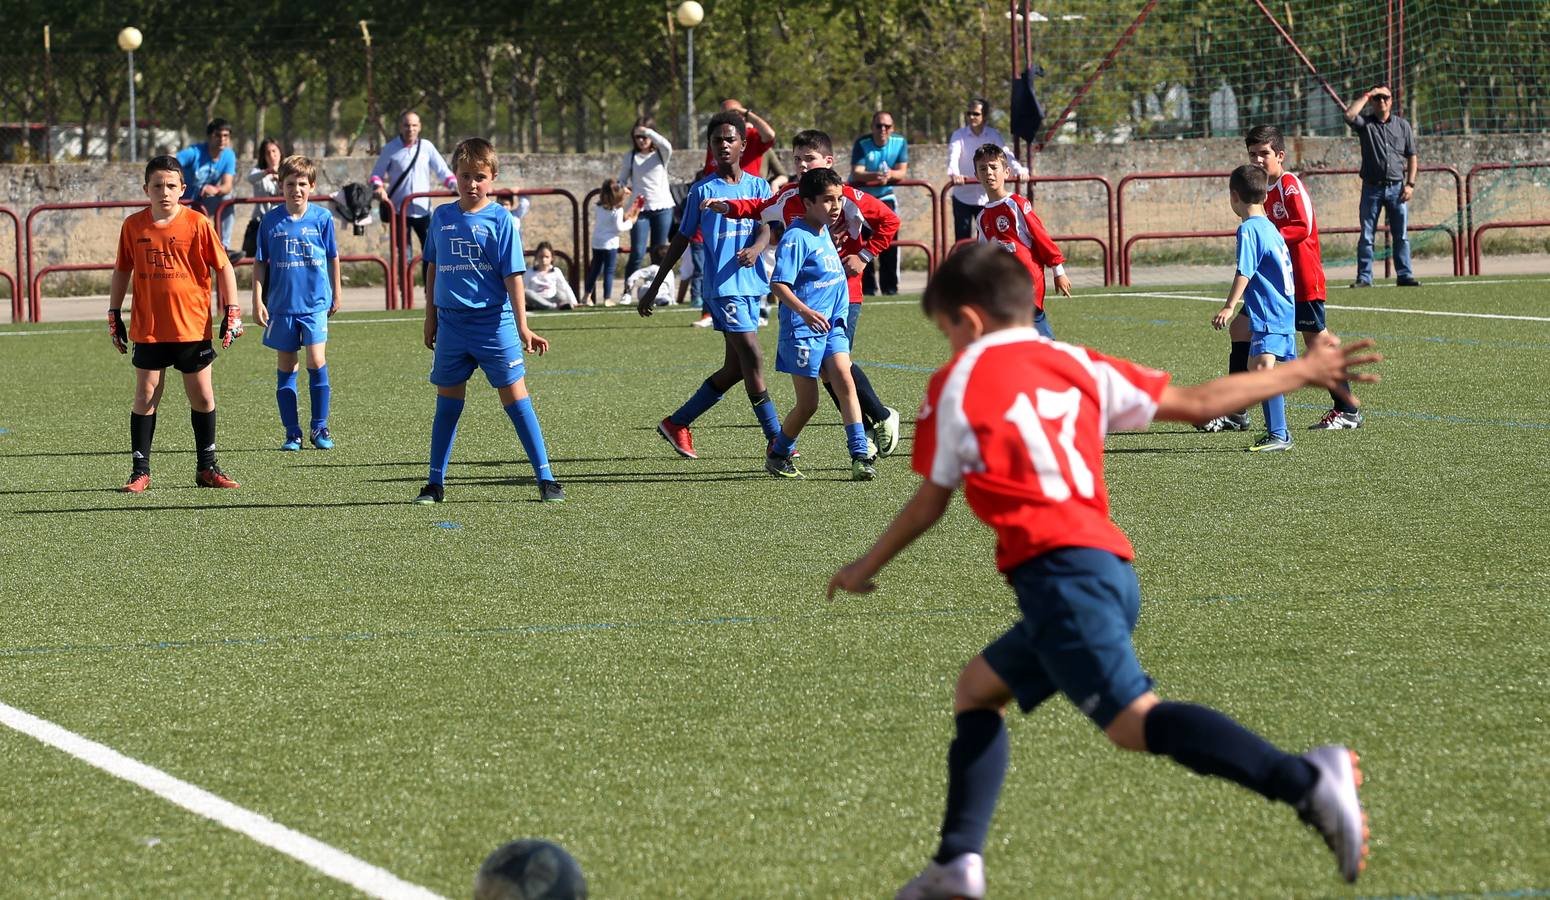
[0,699,445,900]
[1115,291,1550,323]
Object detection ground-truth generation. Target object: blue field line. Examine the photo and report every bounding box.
[1287,403,1550,431]
[1359,890,1550,900]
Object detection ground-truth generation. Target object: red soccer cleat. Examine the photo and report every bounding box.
[121,472,150,493]
[656,418,698,459]
[196,467,240,489]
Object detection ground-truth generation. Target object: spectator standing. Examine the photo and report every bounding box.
[946,99,1027,242]
[699,99,776,176]
[371,111,457,290]
[177,119,238,250]
[241,138,283,259]
[1343,85,1421,287]
[850,111,909,295]
[619,117,675,278]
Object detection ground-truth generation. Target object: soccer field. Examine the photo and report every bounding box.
[1,279,1547,898]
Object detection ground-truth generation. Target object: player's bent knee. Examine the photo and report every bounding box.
[1103,692,1159,752]
[952,655,1014,714]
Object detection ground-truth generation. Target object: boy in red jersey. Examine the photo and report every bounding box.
[707,129,904,456]
[973,143,1070,339]
[828,245,1380,898]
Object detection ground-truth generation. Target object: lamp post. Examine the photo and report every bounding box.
[117,27,142,162]
[676,1,703,149]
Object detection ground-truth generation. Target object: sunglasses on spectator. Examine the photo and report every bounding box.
[633,133,650,139]
[966,110,984,117]
[874,123,894,130]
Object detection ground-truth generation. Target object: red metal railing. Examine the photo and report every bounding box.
[945,236,1107,289]
[1465,161,1550,275]
[24,200,196,321]
[215,195,396,309]
[397,188,580,308]
[882,179,940,274]
[1115,171,1228,285]
[1301,165,1465,276]
[1121,223,1458,288]
[1,206,20,321]
[937,177,1115,285]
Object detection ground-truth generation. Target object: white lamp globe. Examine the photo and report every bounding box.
[117,27,143,52]
[675,1,704,28]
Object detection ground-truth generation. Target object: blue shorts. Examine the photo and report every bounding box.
[1294,300,1327,333]
[776,324,851,378]
[981,547,1153,729]
[430,307,525,388]
[1249,331,1297,361]
[707,295,762,333]
[262,310,328,352]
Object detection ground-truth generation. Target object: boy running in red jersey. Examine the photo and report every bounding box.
[972,143,1070,339]
[828,244,1379,898]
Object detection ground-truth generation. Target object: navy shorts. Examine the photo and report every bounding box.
[1294,300,1327,333]
[981,547,1154,729]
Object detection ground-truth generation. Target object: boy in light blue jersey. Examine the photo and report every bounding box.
[1212,165,1298,452]
[414,138,563,504]
[636,111,780,460]
[253,155,341,451]
[765,168,874,481]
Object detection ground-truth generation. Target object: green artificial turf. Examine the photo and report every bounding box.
[1,278,1547,898]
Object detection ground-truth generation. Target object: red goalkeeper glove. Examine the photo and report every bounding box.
[108,309,128,353]
[220,305,244,349]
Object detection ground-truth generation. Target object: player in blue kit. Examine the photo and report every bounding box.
[1212,165,1298,452]
[635,110,780,460]
[252,155,341,450]
[413,138,563,504]
[765,168,875,481]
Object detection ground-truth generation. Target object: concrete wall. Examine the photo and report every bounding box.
[3,134,1547,285]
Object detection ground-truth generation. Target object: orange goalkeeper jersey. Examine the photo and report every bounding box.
[115,206,227,343]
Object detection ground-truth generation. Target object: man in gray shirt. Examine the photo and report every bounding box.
[1344,85,1420,287]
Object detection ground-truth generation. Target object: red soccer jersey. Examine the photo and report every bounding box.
[1266,172,1326,302]
[912,329,1173,572]
[976,195,1064,310]
[722,182,900,303]
[701,127,773,177]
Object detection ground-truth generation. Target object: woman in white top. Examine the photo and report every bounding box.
[241,138,283,258]
[618,116,675,278]
[946,98,1028,242]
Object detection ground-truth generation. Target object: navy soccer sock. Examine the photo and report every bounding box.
[191,409,218,471]
[276,370,300,436]
[670,378,724,427]
[307,365,331,430]
[749,390,780,442]
[1143,701,1316,806]
[428,394,464,485]
[934,709,1010,863]
[130,412,156,475]
[504,396,554,482]
[850,364,888,427]
[1332,382,1359,414]
[1229,341,1250,417]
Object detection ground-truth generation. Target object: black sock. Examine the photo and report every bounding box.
[1143,701,1316,806]
[1331,383,1359,414]
[934,710,1009,863]
[851,363,888,426]
[823,380,842,415]
[191,409,218,471]
[1229,341,1251,416]
[130,412,156,475]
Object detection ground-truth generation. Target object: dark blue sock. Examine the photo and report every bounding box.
[671,378,725,427]
[771,428,797,458]
[934,709,1009,863]
[750,390,780,442]
[307,365,330,431]
[850,364,888,426]
[276,369,300,436]
[1262,393,1289,441]
[428,394,464,485]
[504,397,554,482]
[845,421,869,459]
[1143,701,1316,806]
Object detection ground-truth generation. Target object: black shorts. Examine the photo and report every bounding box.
[1295,300,1327,333]
[132,340,217,374]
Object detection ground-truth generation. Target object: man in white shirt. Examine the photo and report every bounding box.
[370,111,457,295]
[946,99,1028,243]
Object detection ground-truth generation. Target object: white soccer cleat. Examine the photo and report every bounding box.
[1298,745,1369,883]
[895,852,985,900]
[876,406,902,456]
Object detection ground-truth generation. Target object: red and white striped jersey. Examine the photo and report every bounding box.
[912,328,1173,572]
[721,182,899,303]
[1266,172,1326,302]
[976,195,1064,310]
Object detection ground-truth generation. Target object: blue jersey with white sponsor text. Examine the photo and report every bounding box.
[1236,215,1295,334]
[175,143,237,201]
[424,201,526,311]
[679,172,772,300]
[255,205,337,316]
[771,219,848,339]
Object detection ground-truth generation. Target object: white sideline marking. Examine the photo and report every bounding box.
[0,700,445,900]
[1115,291,1550,323]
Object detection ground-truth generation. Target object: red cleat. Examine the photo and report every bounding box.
[121,472,150,493]
[656,418,697,459]
[196,467,240,489]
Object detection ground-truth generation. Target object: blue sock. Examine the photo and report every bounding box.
[428,394,464,485]
[845,421,869,459]
[276,370,300,436]
[934,710,1009,862]
[1143,701,1316,806]
[1262,393,1289,441]
[671,378,725,427]
[771,428,797,458]
[750,391,781,442]
[307,365,330,431]
[505,397,554,482]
